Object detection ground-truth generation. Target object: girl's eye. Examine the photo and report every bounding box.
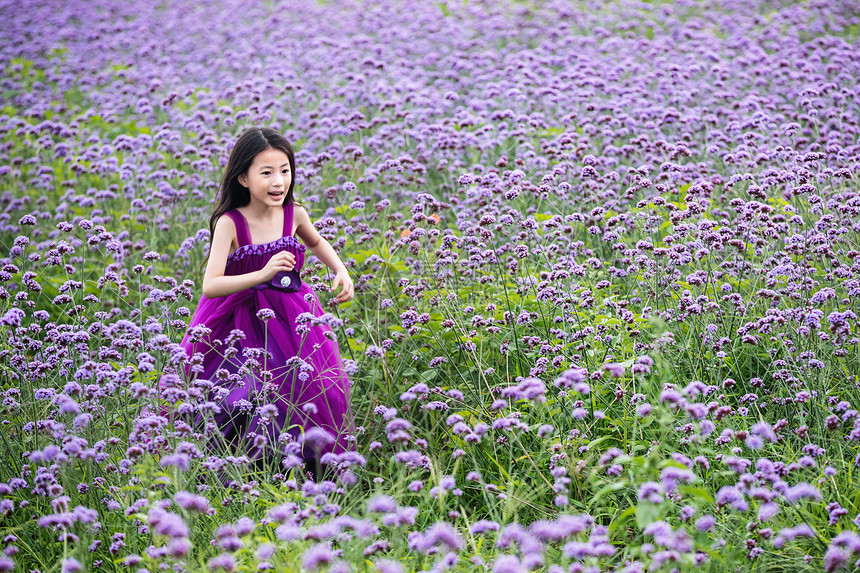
[261,171,271,175]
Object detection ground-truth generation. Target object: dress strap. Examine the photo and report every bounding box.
[224,210,252,246]
[284,202,294,238]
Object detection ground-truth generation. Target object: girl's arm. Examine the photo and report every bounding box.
[294,205,355,303]
[202,215,295,298]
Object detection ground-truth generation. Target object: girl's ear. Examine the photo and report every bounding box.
[237,173,248,188]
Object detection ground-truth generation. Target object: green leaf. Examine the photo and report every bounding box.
[585,434,614,451]
[590,480,627,506]
[420,369,439,382]
[635,502,663,528]
[677,485,714,504]
[609,505,637,535]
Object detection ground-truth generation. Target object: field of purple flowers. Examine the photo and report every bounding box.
[2,0,860,570]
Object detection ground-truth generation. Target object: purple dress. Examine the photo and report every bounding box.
[178,202,352,462]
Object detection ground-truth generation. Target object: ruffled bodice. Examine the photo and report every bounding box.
[223,205,306,276]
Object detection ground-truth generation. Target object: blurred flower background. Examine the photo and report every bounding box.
[1,0,860,570]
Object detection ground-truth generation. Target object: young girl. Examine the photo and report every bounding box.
[178,127,354,472]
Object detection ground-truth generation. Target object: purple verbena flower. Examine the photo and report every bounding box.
[302,544,335,571]
[174,490,210,513]
[784,483,822,504]
[416,522,463,553]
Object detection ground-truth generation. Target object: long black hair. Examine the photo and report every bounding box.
[201,127,296,270]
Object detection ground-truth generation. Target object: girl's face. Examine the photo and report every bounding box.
[237,147,292,206]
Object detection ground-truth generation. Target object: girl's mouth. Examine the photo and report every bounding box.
[268,191,284,198]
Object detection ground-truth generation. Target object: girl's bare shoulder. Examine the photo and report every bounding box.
[214,211,238,234]
[213,212,239,253]
[292,203,310,218]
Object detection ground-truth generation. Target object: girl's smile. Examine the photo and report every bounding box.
[237,147,292,207]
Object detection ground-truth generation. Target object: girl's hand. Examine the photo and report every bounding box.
[261,251,296,281]
[332,270,354,303]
